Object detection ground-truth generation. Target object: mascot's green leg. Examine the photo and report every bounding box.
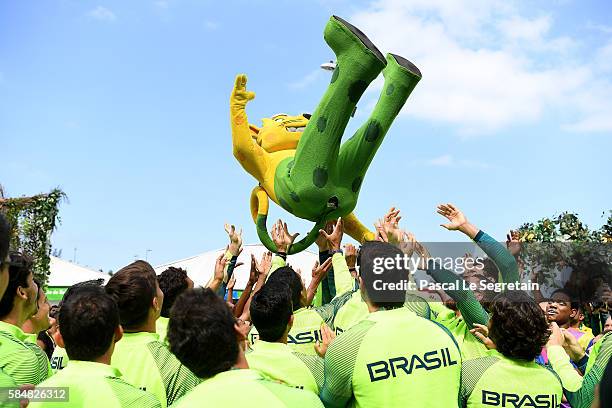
[289,16,386,198]
[337,53,421,191]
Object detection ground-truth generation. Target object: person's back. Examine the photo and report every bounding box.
[29,360,160,408]
[461,350,562,408]
[28,284,160,408]
[174,368,322,407]
[321,307,461,407]
[110,331,199,405]
[105,260,199,407]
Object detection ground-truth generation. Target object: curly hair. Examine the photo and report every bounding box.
[157,267,190,318]
[489,291,550,361]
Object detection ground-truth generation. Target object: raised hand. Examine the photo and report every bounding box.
[271,220,299,253]
[231,74,256,107]
[506,230,521,257]
[315,221,335,252]
[224,223,243,256]
[213,253,227,282]
[311,258,333,283]
[319,217,343,251]
[344,244,357,269]
[470,323,496,350]
[314,323,337,358]
[546,322,564,347]
[437,203,468,231]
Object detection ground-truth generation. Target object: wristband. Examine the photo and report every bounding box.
[277,252,287,260]
[330,249,343,255]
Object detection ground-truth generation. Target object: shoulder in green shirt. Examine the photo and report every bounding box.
[173,369,323,408]
[460,349,562,408]
[50,346,69,373]
[28,360,160,408]
[246,340,324,393]
[320,307,461,408]
[110,331,200,408]
[0,321,51,385]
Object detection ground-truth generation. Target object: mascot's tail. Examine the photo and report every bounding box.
[250,186,326,255]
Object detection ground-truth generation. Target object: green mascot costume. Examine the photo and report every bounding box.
[230,15,421,254]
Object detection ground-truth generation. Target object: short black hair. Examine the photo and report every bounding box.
[0,213,11,262]
[168,288,238,379]
[0,252,34,318]
[59,285,120,361]
[266,266,303,312]
[57,279,105,319]
[250,281,292,342]
[550,288,580,309]
[358,241,408,309]
[158,267,189,318]
[489,291,550,361]
[105,261,157,330]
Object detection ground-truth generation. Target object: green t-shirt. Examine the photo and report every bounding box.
[0,321,52,385]
[28,360,160,408]
[429,302,488,360]
[460,349,562,408]
[249,291,354,355]
[50,346,69,373]
[246,340,324,393]
[0,365,18,408]
[173,368,323,407]
[156,316,169,345]
[333,291,368,334]
[110,331,200,408]
[320,307,462,408]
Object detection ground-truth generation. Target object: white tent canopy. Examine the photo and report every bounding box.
[48,256,109,287]
[154,244,319,290]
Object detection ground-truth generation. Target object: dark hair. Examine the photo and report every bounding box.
[168,288,238,378]
[37,331,55,360]
[56,279,105,319]
[250,281,292,342]
[550,288,580,309]
[489,291,550,361]
[59,285,120,361]
[0,213,11,263]
[158,267,189,318]
[358,241,407,309]
[0,252,34,318]
[105,261,157,330]
[266,266,303,312]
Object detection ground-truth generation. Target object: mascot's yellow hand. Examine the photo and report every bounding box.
[231,74,256,107]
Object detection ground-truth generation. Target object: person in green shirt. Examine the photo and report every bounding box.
[0,214,19,407]
[0,252,51,386]
[156,266,193,344]
[249,218,355,355]
[105,260,200,408]
[247,280,327,393]
[459,291,562,408]
[29,284,160,408]
[167,287,323,407]
[320,241,462,408]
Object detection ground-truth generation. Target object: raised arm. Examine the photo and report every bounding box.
[319,217,353,297]
[230,74,267,180]
[437,203,519,284]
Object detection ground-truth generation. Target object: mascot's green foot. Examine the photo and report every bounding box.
[324,15,386,79]
[387,53,422,80]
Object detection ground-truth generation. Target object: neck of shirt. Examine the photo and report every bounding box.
[0,320,28,342]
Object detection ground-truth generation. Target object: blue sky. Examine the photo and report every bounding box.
[1,0,611,272]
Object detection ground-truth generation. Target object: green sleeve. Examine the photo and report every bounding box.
[293,352,325,391]
[474,231,519,284]
[331,253,353,298]
[459,356,499,408]
[147,342,201,406]
[320,321,375,408]
[560,334,612,408]
[314,290,355,328]
[427,262,489,329]
[547,345,583,392]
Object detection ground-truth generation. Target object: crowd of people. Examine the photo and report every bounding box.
[0,204,610,407]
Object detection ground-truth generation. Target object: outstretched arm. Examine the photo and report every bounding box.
[437,203,519,284]
[230,74,267,180]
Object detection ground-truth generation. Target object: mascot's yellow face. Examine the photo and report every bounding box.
[250,113,310,153]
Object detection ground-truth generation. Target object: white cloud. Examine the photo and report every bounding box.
[204,20,219,31]
[288,69,324,90]
[87,6,116,22]
[346,0,612,134]
[425,154,490,168]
